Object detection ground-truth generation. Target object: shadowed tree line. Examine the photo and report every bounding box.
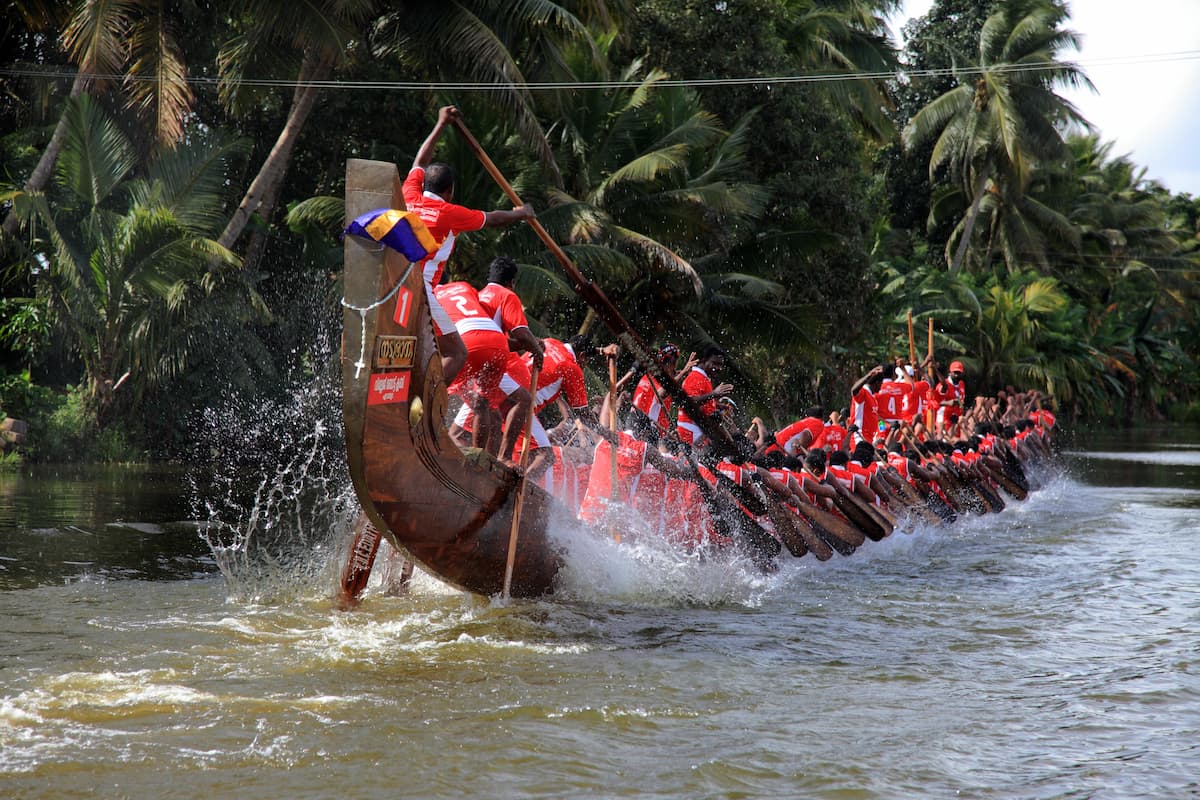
[1,0,1196,461]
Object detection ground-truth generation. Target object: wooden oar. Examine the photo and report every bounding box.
[907,309,917,367]
[502,363,541,600]
[748,471,830,560]
[450,117,740,459]
[607,353,620,544]
[925,317,936,433]
[822,474,890,541]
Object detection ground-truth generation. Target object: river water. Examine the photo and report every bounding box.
[2,427,1198,799]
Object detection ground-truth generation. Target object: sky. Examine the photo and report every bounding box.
[886,0,1200,197]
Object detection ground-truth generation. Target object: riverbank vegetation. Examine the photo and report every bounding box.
[2,0,1197,462]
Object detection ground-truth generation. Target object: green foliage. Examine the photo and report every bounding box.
[1,0,1196,455]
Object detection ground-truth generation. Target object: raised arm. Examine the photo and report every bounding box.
[414,106,457,170]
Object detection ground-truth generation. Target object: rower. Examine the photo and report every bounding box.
[432,281,509,448]
[404,106,535,383]
[675,345,733,450]
[930,359,968,434]
[849,364,887,448]
[631,343,691,438]
[774,406,826,456]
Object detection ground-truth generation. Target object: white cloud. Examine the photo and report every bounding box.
[888,0,1200,196]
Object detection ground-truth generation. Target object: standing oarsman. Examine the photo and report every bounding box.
[476,255,544,462]
[849,365,887,447]
[404,106,535,383]
[930,360,968,433]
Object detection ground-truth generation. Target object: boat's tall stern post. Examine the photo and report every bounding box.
[342,160,402,528]
[340,158,570,598]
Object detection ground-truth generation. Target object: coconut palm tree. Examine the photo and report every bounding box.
[2,0,198,238]
[217,0,609,272]
[902,0,1091,273]
[8,94,259,425]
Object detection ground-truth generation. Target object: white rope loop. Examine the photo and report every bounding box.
[341,259,417,380]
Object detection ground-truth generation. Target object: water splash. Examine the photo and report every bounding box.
[188,357,358,604]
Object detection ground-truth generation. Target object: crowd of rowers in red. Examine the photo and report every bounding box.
[432,254,1057,567]
[395,104,1057,570]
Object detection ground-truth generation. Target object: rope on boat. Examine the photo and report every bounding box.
[340,259,416,380]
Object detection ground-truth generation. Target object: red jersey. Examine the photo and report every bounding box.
[676,367,716,446]
[527,337,588,413]
[402,167,486,288]
[875,380,913,423]
[632,465,668,535]
[821,422,848,452]
[826,464,857,491]
[1031,409,1056,430]
[846,459,877,484]
[904,380,931,422]
[886,451,912,481]
[478,282,530,335]
[434,281,504,336]
[538,446,583,513]
[775,417,824,454]
[850,386,881,443]
[632,375,672,434]
[931,377,967,427]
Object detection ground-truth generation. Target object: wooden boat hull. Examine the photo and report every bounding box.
[341,159,587,597]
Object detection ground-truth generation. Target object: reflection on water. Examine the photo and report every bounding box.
[1062,425,1200,493]
[0,465,215,590]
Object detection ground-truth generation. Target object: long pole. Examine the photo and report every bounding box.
[502,364,540,600]
[607,354,621,544]
[925,317,936,434]
[449,118,738,458]
[907,309,917,367]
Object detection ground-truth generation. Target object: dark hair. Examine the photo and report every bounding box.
[829,450,849,467]
[699,344,725,361]
[852,441,876,462]
[423,163,455,195]
[627,407,659,444]
[567,334,594,360]
[781,455,804,471]
[487,255,519,286]
[803,450,826,471]
[757,450,784,469]
[805,406,823,419]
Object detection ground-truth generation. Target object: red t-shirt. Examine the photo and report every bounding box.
[821,422,848,452]
[904,380,931,422]
[433,281,503,335]
[633,375,672,434]
[886,451,911,481]
[527,337,588,413]
[478,282,530,335]
[676,367,716,444]
[775,417,824,454]
[875,380,913,423]
[402,167,487,288]
[850,386,880,442]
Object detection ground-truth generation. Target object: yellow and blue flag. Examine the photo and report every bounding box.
[344,208,438,262]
